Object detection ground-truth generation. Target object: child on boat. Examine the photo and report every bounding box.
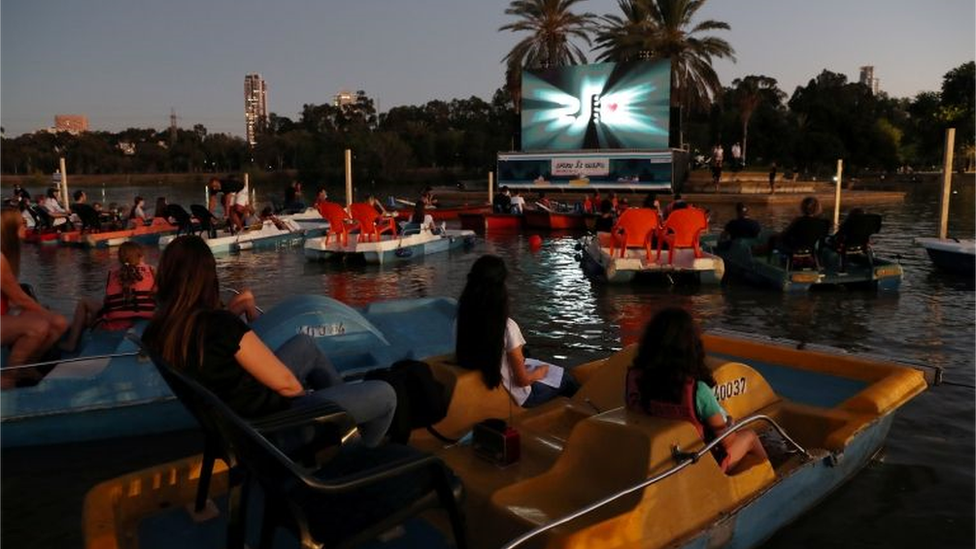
[60,241,157,352]
[142,235,396,447]
[0,207,68,377]
[456,255,579,407]
[626,307,767,474]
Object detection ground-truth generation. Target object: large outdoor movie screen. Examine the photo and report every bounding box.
[521,60,670,151]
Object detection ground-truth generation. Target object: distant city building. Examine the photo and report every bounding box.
[859,66,880,95]
[54,114,88,134]
[244,73,268,147]
[333,90,356,107]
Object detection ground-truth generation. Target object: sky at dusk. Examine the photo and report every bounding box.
[2,0,973,138]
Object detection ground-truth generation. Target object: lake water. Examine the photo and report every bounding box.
[2,179,974,548]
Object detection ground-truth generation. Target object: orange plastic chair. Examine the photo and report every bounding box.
[316,202,359,246]
[656,207,708,264]
[608,208,661,259]
[348,203,397,242]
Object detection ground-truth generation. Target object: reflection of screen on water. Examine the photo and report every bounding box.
[521,60,671,151]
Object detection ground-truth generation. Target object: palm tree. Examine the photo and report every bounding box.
[499,0,599,107]
[594,0,735,144]
[730,75,783,164]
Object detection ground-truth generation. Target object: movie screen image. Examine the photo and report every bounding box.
[521,60,671,151]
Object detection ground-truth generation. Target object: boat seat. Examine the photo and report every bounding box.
[411,354,519,446]
[491,408,775,548]
[189,204,219,239]
[656,207,708,265]
[709,361,781,420]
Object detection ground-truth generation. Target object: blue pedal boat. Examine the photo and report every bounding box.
[0,295,458,447]
[81,330,936,549]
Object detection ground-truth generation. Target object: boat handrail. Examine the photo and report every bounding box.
[224,287,265,315]
[706,328,944,386]
[500,414,809,549]
[1,351,142,371]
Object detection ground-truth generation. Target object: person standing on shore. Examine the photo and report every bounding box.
[769,163,778,194]
[711,144,724,190]
[731,142,742,172]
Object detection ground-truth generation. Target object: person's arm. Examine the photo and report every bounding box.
[505,345,548,387]
[0,255,44,312]
[234,331,305,397]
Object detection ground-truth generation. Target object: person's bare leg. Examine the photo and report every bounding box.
[2,312,52,366]
[59,298,100,352]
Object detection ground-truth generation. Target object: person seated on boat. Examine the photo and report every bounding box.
[510,189,526,215]
[594,197,617,232]
[126,196,149,229]
[142,235,397,448]
[0,208,68,384]
[626,307,768,474]
[769,196,829,259]
[494,186,512,214]
[581,190,600,214]
[663,193,688,219]
[312,187,329,210]
[421,186,439,208]
[367,195,389,216]
[259,206,288,231]
[60,242,157,353]
[717,203,762,251]
[40,187,70,227]
[536,191,553,211]
[405,199,442,235]
[282,180,306,214]
[17,194,37,230]
[824,208,870,251]
[456,255,579,408]
[69,190,89,225]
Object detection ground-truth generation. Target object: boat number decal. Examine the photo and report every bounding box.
[714,377,747,401]
[298,322,346,338]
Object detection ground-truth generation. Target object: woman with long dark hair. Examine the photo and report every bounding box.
[142,235,396,446]
[0,207,68,372]
[627,307,767,473]
[456,254,578,407]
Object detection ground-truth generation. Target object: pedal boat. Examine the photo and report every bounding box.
[61,218,180,248]
[303,226,475,264]
[914,237,976,275]
[82,330,934,549]
[158,218,323,254]
[0,295,458,447]
[579,231,725,284]
[706,234,903,292]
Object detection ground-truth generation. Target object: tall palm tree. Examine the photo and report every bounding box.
[499,0,599,108]
[594,0,736,144]
[730,75,783,164]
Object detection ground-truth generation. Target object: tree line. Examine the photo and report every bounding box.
[1,0,973,186]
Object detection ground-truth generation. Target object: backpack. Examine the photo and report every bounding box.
[363,359,452,444]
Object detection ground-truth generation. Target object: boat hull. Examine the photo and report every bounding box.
[303,229,475,264]
[523,210,597,231]
[159,220,321,253]
[396,204,490,221]
[459,213,523,232]
[915,237,976,274]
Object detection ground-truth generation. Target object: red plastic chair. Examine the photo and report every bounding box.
[608,208,661,259]
[316,202,360,246]
[349,203,397,242]
[656,207,708,264]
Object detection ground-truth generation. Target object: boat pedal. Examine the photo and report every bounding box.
[185,499,221,523]
[377,524,407,542]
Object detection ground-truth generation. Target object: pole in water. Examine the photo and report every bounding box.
[60,157,71,214]
[832,159,843,232]
[938,128,955,240]
[345,149,353,207]
[488,171,494,207]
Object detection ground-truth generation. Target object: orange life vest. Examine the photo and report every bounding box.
[97,264,156,330]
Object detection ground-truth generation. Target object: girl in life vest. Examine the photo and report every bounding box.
[60,242,156,352]
[626,307,767,474]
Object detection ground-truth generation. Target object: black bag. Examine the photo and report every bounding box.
[364,359,452,444]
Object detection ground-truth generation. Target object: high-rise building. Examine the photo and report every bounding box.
[54,114,88,134]
[244,73,268,146]
[333,90,356,107]
[859,66,879,95]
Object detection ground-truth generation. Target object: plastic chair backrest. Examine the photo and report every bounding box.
[317,202,351,230]
[189,205,216,229]
[662,207,708,248]
[349,203,380,225]
[785,217,830,252]
[611,208,660,247]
